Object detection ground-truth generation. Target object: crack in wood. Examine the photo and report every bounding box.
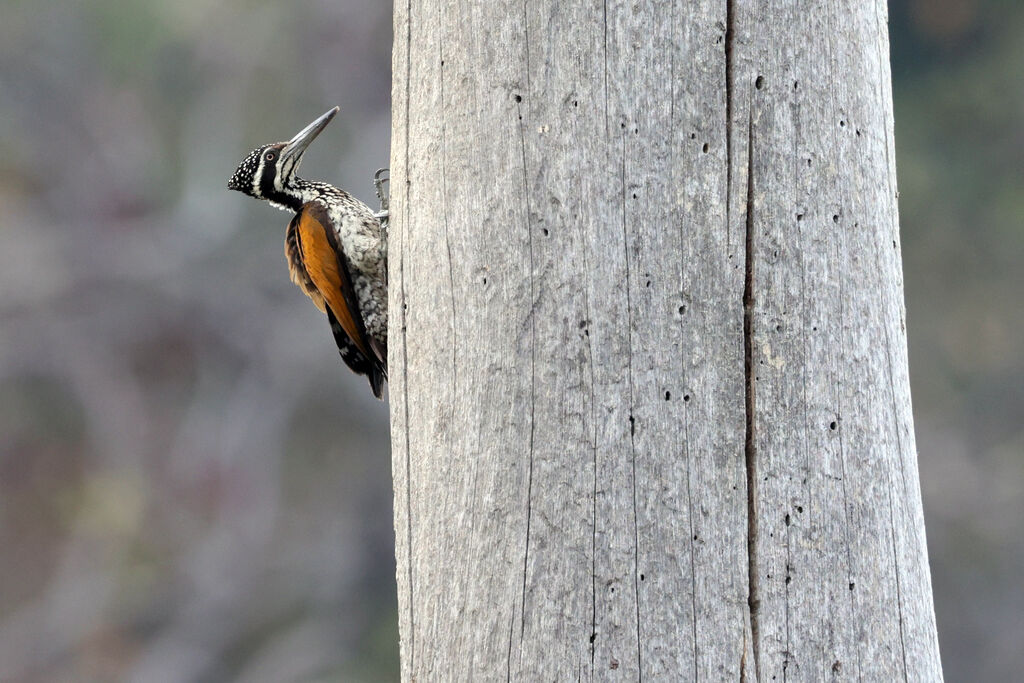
[620,129,644,683]
[583,212,598,673]
[887,487,910,682]
[740,621,748,683]
[506,602,515,683]
[743,110,761,683]
[725,0,736,246]
[400,0,415,675]
[515,29,536,654]
[602,0,609,137]
[726,1,761,679]
[822,5,865,678]
[437,8,458,405]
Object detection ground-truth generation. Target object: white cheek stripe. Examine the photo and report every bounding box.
[277,156,298,191]
[253,156,265,196]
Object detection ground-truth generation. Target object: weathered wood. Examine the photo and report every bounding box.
[389,0,942,680]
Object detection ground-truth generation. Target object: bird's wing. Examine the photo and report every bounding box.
[289,202,374,361]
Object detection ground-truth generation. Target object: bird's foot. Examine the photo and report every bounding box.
[373,168,390,224]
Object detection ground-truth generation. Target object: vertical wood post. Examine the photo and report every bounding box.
[389,1,942,680]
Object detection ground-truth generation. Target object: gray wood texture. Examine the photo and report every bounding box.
[388,0,942,680]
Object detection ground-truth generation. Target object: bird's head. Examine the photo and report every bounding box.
[228,106,339,210]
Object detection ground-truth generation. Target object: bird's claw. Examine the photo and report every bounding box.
[373,168,390,221]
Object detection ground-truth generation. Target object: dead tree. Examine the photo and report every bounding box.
[388,1,942,680]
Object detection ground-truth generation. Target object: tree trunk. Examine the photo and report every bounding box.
[388,0,942,680]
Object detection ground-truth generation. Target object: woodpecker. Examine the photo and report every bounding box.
[228,107,388,398]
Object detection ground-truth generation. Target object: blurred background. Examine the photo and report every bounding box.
[0,0,1019,680]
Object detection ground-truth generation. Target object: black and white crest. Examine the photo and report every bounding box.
[227,144,271,197]
[228,141,305,211]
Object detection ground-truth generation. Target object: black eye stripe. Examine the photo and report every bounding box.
[259,151,277,196]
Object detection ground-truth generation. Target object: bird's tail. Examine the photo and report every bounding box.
[368,339,388,400]
[326,308,387,400]
[368,365,386,400]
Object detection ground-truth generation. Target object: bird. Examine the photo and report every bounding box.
[228,107,388,399]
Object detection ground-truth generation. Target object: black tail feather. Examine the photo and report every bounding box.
[368,366,386,400]
[326,309,387,400]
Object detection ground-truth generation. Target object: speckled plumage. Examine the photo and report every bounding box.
[227,108,388,398]
[280,181,388,342]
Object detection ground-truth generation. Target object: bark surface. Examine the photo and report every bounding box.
[389,1,942,680]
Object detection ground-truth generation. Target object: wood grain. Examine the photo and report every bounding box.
[389,1,942,680]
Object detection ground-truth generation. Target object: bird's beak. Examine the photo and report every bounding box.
[282,106,339,163]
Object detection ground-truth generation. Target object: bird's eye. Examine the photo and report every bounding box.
[265,151,277,161]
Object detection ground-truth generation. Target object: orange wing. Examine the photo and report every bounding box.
[291,203,372,359]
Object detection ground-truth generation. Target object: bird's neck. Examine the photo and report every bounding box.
[267,178,335,214]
